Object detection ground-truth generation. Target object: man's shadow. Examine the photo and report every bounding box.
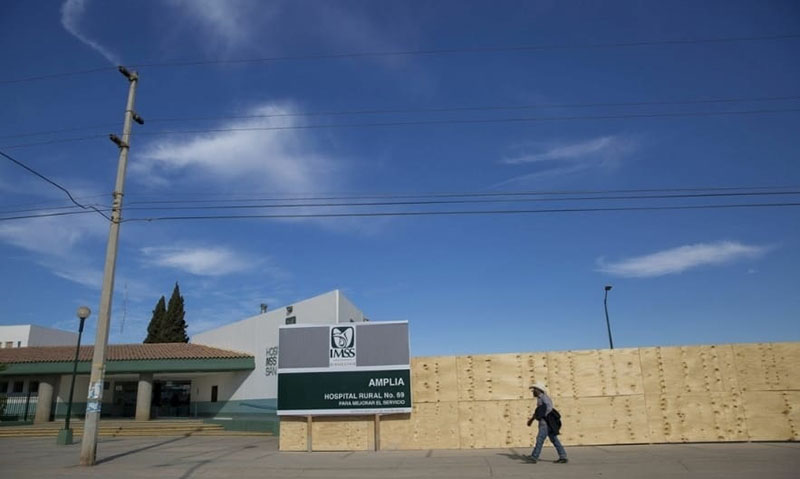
[497,449,533,463]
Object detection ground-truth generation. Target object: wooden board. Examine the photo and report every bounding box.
[733,343,800,392]
[548,348,643,398]
[742,391,800,441]
[311,416,373,451]
[380,402,460,450]
[644,392,748,443]
[456,353,531,401]
[278,417,308,451]
[411,356,458,403]
[555,395,650,445]
[458,399,531,448]
[640,345,740,397]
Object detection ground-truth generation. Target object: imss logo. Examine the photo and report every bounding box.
[330,326,356,364]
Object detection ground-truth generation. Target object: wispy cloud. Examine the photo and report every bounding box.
[60,0,120,65]
[597,241,770,278]
[135,102,341,193]
[0,212,106,257]
[497,135,637,186]
[140,245,268,276]
[168,0,265,49]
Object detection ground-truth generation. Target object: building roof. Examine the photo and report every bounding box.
[0,343,252,364]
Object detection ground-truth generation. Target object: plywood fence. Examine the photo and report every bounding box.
[280,342,800,451]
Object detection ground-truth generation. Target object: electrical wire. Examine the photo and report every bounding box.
[112,190,800,212]
[0,210,98,222]
[5,94,798,141]
[118,202,800,223]
[124,185,799,205]
[0,149,110,220]
[7,106,798,150]
[2,33,798,84]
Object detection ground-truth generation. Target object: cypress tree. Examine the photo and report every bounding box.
[163,282,189,343]
[144,296,167,343]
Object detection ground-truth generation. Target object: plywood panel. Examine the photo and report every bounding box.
[520,352,550,393]
[742,391,800,441]
[411,356,458,403]
[456,354,528,401]
[734,343,800,392]
[546,351,579,398]
[458,399,531,448]
[640,345,739,397]
[380,402,460,450]
[311,416,373,451]
[645,393,747,443]
[278,417,308,451]
[556,395,650,446]
[554,348,644,397]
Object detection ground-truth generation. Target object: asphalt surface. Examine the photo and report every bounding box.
[0,436,798,478]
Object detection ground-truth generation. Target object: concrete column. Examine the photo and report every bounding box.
[34,377,55,423]
[135,373,153,421]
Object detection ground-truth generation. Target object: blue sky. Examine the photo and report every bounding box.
[1,0,798,356]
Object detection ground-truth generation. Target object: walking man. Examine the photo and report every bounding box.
[526,382,567,464]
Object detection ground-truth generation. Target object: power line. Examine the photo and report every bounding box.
[130,107,800,136]
[142,95,800,125]
[123,33,800,66]
[113,190,800,212]
[6,94,799,141]
[8,106,796,150]
[0,149,110,220]
[7,185,796,216]
[3,33,799,84]
[124,185,799,205]
[0,210,97,222]
[119,202,800,223]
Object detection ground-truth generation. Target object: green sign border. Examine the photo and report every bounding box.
[278,369,411,414]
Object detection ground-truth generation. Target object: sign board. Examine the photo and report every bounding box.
[277,321,411,415]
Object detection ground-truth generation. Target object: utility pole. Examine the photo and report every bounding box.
[80,66,143,466]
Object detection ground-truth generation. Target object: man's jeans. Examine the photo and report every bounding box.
[531,421,567,459]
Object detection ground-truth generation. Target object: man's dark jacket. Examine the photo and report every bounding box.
[533,404,563,435]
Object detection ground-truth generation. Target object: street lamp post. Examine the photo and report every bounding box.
[57,306,91,446]
[604,285,614,349]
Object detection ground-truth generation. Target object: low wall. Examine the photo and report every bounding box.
[280,342,800,450]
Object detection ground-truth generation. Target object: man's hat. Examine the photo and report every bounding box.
[529,382,548,394]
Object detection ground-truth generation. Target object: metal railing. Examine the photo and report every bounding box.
[0,392,38,421]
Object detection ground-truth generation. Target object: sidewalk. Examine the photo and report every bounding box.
[1,436,798,478]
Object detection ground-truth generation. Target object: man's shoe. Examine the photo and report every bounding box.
[528,456,538,463]
[555,458,568,464]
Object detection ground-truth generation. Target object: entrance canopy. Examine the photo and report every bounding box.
[0,343,254,375]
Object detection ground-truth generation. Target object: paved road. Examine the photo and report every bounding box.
[0,436,798,478]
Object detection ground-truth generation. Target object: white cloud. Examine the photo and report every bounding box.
[140,245,262,276]
[168,0,266,49]
[61,0,121,65]
[0,211,106,257]
[497,135,637,186]
[597,241,770,278]
[135,103,340,193]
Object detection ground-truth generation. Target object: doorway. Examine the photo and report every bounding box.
[152,380,192,418]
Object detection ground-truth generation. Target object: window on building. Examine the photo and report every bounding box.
[13,381,24,393]
[29,381,39,393]
[0,381,8,393]
[285,316,296,325]
[104,381,110,390]
[211,385,218,403]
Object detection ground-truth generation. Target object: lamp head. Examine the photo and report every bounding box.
[76,306,91,320]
